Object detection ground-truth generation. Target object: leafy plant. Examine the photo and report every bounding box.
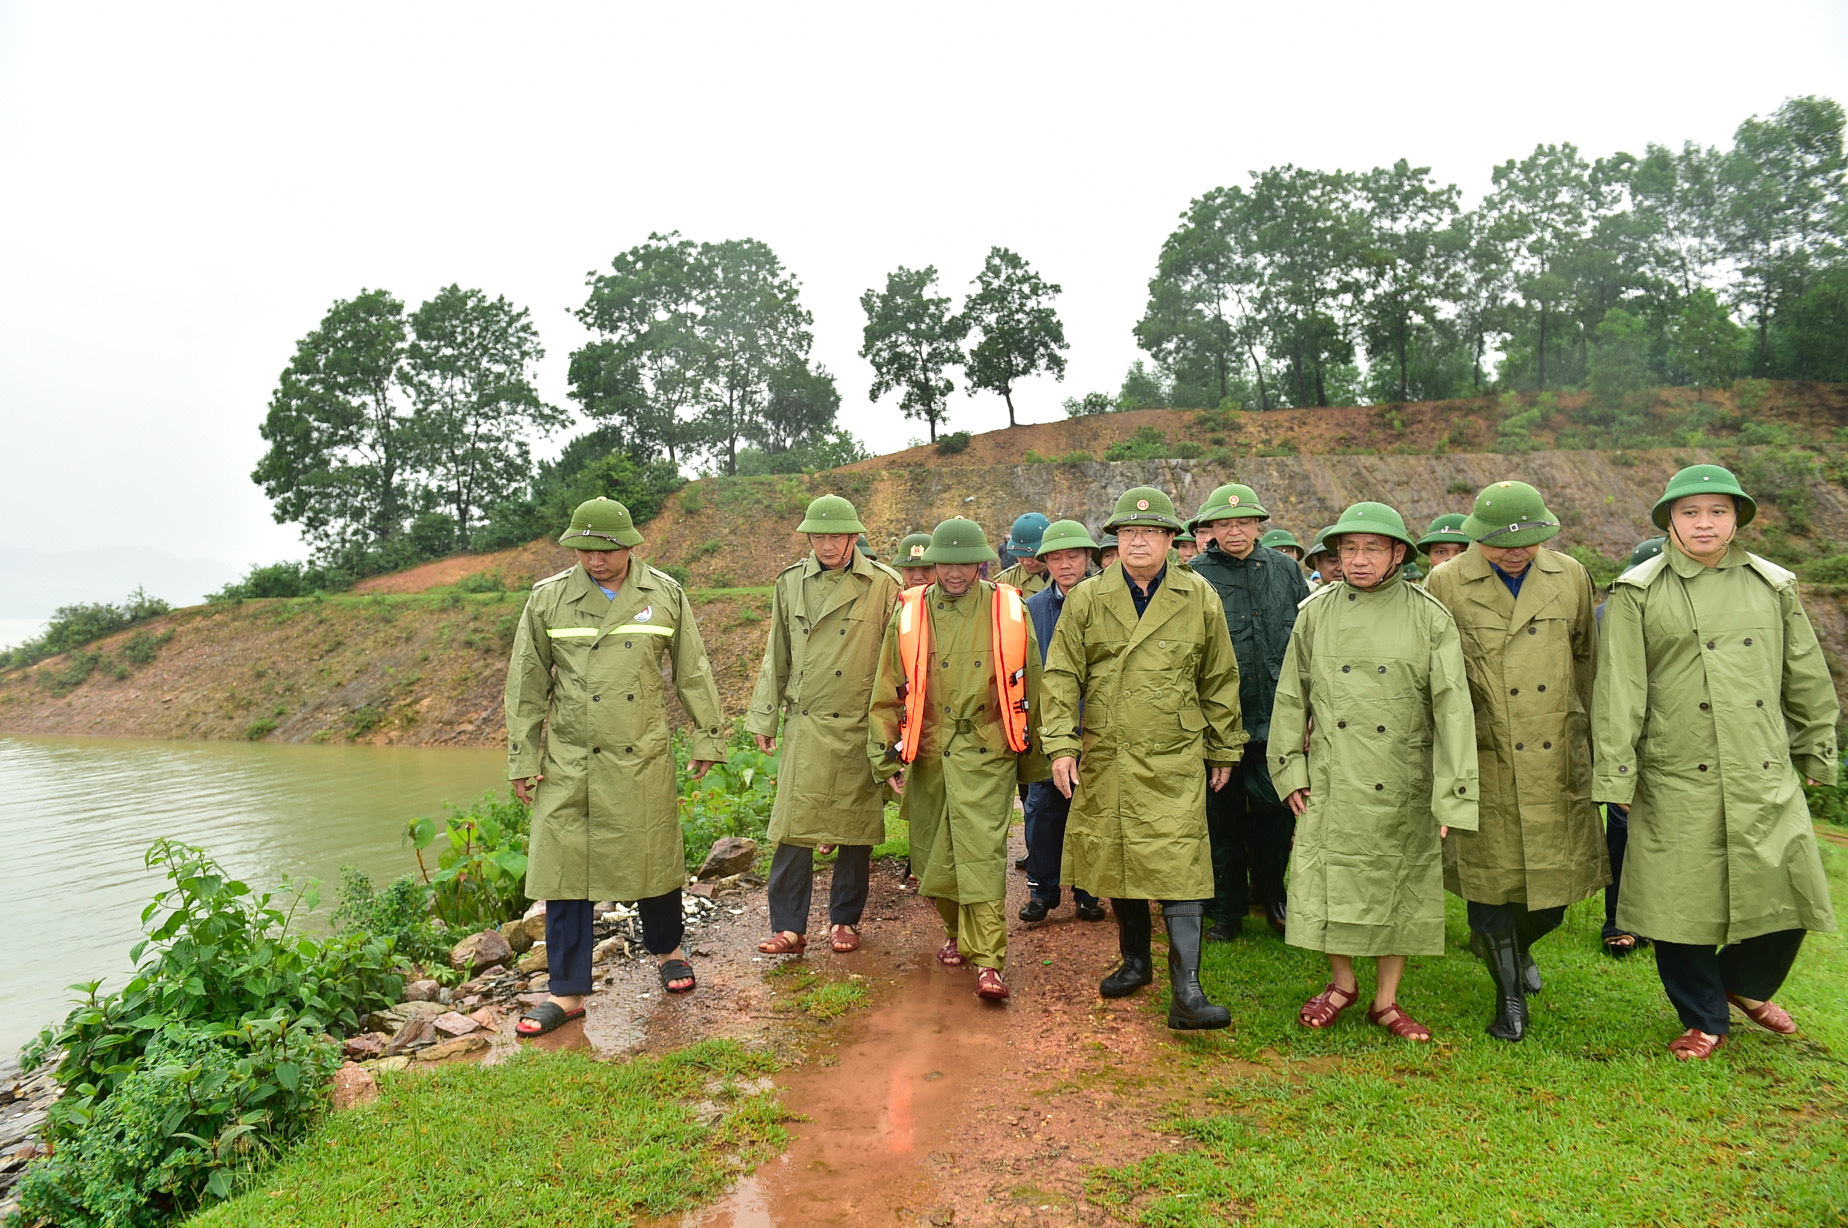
[330,867,450,969]
[1105,425,1175,462]
[453,571,507,594]
[679,740,779,871]
[241,718,277,742]
[406,792,532,933]
[936,430,972,455]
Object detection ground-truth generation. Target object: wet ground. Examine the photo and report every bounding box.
[504,824,1252,1227]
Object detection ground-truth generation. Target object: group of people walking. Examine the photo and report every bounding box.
[502,462,1837,1060]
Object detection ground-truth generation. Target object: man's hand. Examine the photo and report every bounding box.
[689,759,717,780]
[1440,826,1450,839]
[1286,787,1309,817]
[754,733,777,754]
[1052,756,1080,799]
[513,775,542,805]
[888,772,906,796]
[1208,766,1232,792]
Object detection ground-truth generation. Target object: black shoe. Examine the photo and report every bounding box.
[1162,907,1231,1030]
[1100,899,1154,998]
[1480,928,1529,1042]
[1014,856,1029,871]
[1264,899,1288,935]
[1018,897,1054,923]
[1075,899,1108,922]
[1521,948,1543,995]
[1204,920,1241,943]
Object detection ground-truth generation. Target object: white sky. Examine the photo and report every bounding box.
[2,1,1845,582]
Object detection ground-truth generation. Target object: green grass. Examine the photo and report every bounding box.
[1090,844,1848,1226]
[873,809,910,860]
[765,960,872,1021]
[187,1041,784,1228]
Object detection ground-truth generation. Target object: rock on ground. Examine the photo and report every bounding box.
[698,836,758,880]
[450,928,514,973]
[330,1062,379,1110]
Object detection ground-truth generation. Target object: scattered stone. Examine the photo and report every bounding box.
[592,899,618,914]
[516,992,552,1006]
[529,973,550,992]
[449,929,514,974]
[383,1018,435,1057]
[592,935,629,964]
[431,1011,479,1038]
[520,913,548,944]
[375,1055,412,1073]
[458,994,483,1009]
[517,943,549,974]
[686,881,715,899]
[456,978,485,995]
[416,1035,490,1062]
[366,999,448,1034]
[466,1006,501,1029]
[402,979,441,1002]
[697,836,758,880]
[522,900,547,922]
[330,1062,379,1110]
[498,918,534,955]
[342,1033,387,1061]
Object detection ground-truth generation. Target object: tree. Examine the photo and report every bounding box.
[404,285,565,547]
[752,362,843,455]
[1482,144,1600,391]
[1629,141,1727,301]
[1355,160,1465,402]
[964,247,1068,426]
[253,289,417,552]
[698,238,825,474]
[859,265,968,443]
[1664,289,1743,391]
[1135,189,1270,408]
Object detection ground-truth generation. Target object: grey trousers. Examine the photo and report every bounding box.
[768,843,872,934]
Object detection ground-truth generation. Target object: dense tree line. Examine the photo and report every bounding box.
[1124,95,1847,412]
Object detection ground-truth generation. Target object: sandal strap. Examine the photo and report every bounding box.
[1367,1002,1431,1039]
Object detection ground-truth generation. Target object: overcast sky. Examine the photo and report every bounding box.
[2,1,1845,602]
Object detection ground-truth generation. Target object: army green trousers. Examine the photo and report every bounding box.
[935,897,1007,970]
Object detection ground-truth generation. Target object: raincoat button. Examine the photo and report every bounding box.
[1698,764,1709,771]
[1376,725,1385,733]
[592,644,600,651]
[1537,684,1546,692]
[1515,742,1524,750]
[1348,593,1356,601]
[1342,665,1351,673]
[1378,666,1386,674]
[1337,721,1347,728]
[1510,688,1519,695]
[1755,700,1765,707]
[1743,637,1753,646]
[625,746,632,753]
[835,670,842,676]
[832,712,839,718]
[840,628,847,635]
[1706,640,1716,649]
[1699,702,1709,710]
[802,710,809,716]
[592,747,601,754]
[979,747,989,754]
[1458,786,1467,794]
[943,749,951,758]
[627,694,634,700]
[1542,741,1552,749]
[1528,626,1537,634]
[1619,765,1629,773]
[592,695,600,702]
[1374,783,1384,791]
[625,641,633,648]
[1763,761,1771,769]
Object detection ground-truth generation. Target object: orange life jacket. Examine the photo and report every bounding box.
[892,582,1031,763]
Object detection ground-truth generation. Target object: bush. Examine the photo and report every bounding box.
[119,628,171,666]
[40,649,100,694]
[1567,545,1624,588]
[1062,391,1117,417]
[733,428,870,475]
[331,867,450,969]
[1732,449,1819,534]
[1798,554,1848,585]
[935,430,972,456]
[453,571,508,594]
[405,792,532,934]
[242,717,277,741]
[1055,450,1094,465]
[1738,420,1795,446]
[680,740,779,872]
[1104,426,1174,462]
[209,561,350,603]
[3,588,171,670]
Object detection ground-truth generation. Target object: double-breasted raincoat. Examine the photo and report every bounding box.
[1592,545,1838,945]
[1424,547,1609,907]
[1039,564,1245,901]
[746,550,902,848]
[1269,575,1480,956]
[507,562,728,902]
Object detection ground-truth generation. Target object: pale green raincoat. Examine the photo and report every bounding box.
[1040,563,1245,901]
[1593,544,1838,945]
[1424,547,1609,907]
[993,562,1050,596]
[867,581,1049,904]
[506,562,728,901]
[746,550,902,847]
[1269,575,1480,956]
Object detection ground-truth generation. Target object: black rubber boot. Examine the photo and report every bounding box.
[1482,927,1529,1042]
[1162,903,1231,1030]
[1520,948,1543,995]
[1099,899,1154,998]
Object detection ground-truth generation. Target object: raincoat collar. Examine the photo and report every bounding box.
[794,548,877,624]
[1456,546,1562,634]
[1666,538,1750,577]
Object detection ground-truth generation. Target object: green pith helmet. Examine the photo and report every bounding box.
[897,532,935,567]
[856,534,877,559]
[1175,527,1196,544]
[1400,561,1425,581]
[1461,481,1561,547]
[1102,486,1184,533]
[1004,512,1051,558]
[921,517,999,564]
[1193,482,1270,526]
[1418,513,1473,549]
[1260,528,1303,553]
[1651,464,1757,529]
[796,494,868,534]
[1097,533,1118,553]
[1628,535,1668,568]
[1307,524,1340,561]
[1327,502,1420,555]
[1038,519,1100,556]
[559,497,643,550]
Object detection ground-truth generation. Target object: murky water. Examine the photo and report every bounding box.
[0,735,507,1056]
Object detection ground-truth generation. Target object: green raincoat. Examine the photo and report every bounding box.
[1269,576,1480,956]
[1424,547,1609,907]
[993,562,1050,596]
[506,562,728,901]
[867,581,1049,904]
[1040,564,1246,901]
[1593,544,1839,945]
[746,550,903,848]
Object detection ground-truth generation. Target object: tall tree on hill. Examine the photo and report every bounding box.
[1628,141,1728,302]
[1453,210,1513,391]
[1481,143,1600,390]
[404,285,564,547]
[699,237,830,474]
[1135,187,1270,409]
[859,264,968,443]
[1355,160,1465,402]
[254,289,418,551]
[964,247,1068,426]
[1246,166,1366,407]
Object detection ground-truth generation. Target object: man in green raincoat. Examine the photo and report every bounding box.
[896,532,936,589]
[994,512,1052,596]
[1417,514,1473,570]
[1041,486,1245,1030]
[1594,464,1838,1060]
[1270,502,1479,1042]
[867,518,1050,1001]
[506,498,729,1034]
[1424,481,1607,1041]
[748,496,903,957]
[1260,528,1305,564]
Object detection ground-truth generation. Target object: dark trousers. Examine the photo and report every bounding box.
[1205,743,1294,924]
[1603,804,1631,937]
[767,843,871,935]
[1023,781,1097,907]
[545,892,683,996]
[1654,929,1806,1035]
[1466,900,1566,946]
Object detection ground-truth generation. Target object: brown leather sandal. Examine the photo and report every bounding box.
[757,931,807,955]
[1367,1002,1432,1042]
[975,967,1009,1000]
[1298,981,1361,1029]
[1727,994,1797,1035]
[829,924,861,953]
[1668,1028,1726,1060]
[935,938,966,966]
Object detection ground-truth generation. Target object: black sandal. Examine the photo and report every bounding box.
[516,1001,586,1036]
[1603,932,1641,958]
[659,958,696,994]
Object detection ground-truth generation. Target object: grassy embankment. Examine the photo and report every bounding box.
[1090,844,1848,1226]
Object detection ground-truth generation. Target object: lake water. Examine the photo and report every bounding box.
[0,735,508,1056]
